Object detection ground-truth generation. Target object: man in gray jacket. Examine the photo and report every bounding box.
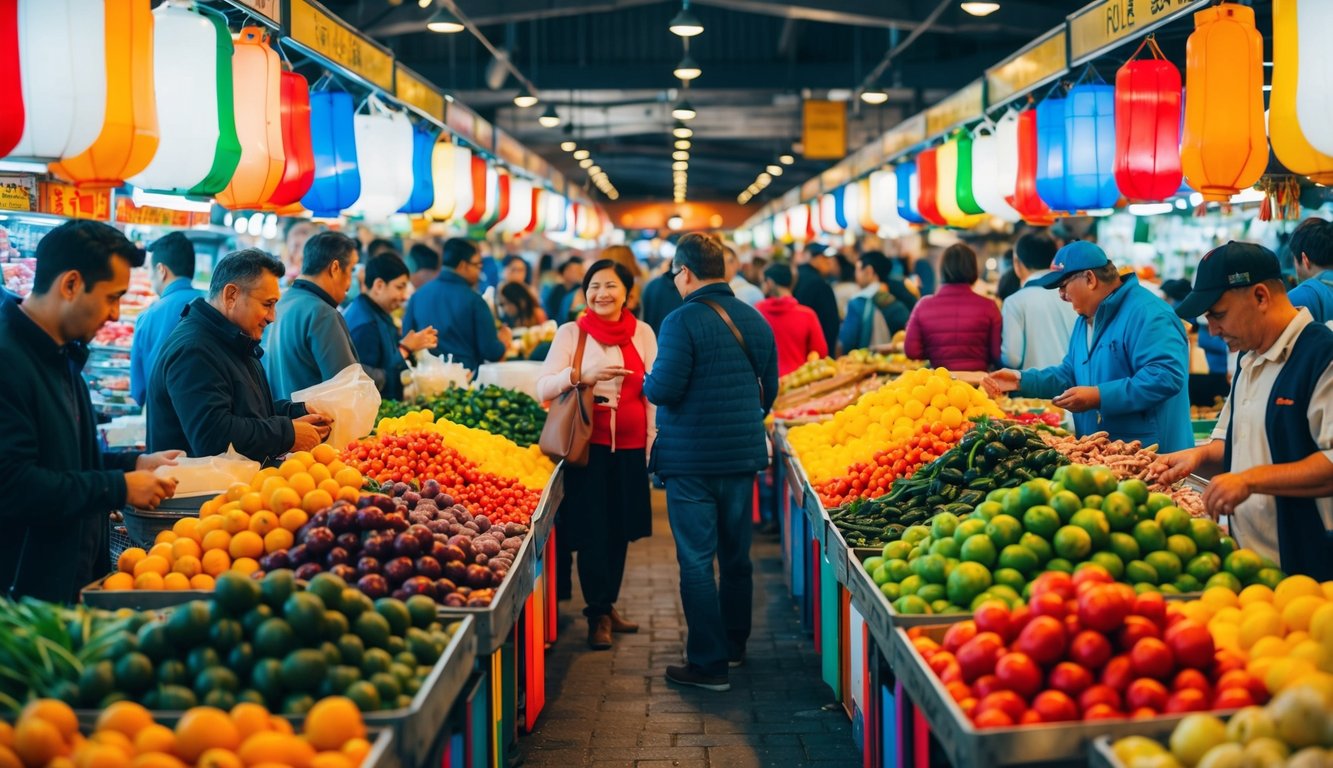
[263,231,360,400]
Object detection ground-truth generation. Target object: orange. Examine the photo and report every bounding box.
[278,509,308,533]
[47,758,75,768]
[133,573,165,591]
[228,704,272,741]
[90,731,134,755]
[263,529,293,554]
[133,555,169,578]
[336,486,360,504]
[311,444,338,466]
[199,497,224,518]
[301,490,333,514]
[340,738,371,765]
[196,749,243,768]
[238,493,265,515]
[217,501,241,516]
[237,732,314,768]
[277,459,305,480]
[170,538,201,561]
[14,718,64,767]
[229,531,264,560]
[308,464,332,485]
[225,482,251,502]
[116,547,147,575]
[131,725,175,755]
[72,743,128,768]
[0,722,11,750]
[129,752,187,768]
[201,530,232,554]
[174,708,239,763]
[222,510,251,535]
[326,460,347,477]
[333,468,363,490]
[230,558,260,576]
[147,543,174,561]
[162,573,191,591]
[1274,575,1322,611]
[0,745,19,768]
[317,479,341,499]
[288,473,317,499]
[259,476,287,500]
[303,697,364,751]
[153,530,177,546]
[22,700,78,741]
[269,488,301,515]
[171,517,201,542]
[189,574,216,591]
[201,550,231,577]
[266,718,293,736]
[1281,595,1326,633]
[172,555,202,578]
[248,512,279,537]
[197,516,225,536]
[102,573,134,591]
[309,753,352,768]
[290,450,316,468]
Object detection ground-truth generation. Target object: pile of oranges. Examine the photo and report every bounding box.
[104,446,366,591]
[0,697,371,768]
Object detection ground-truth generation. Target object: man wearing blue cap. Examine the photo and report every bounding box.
[1155,242,1333,579]
[982,241,1193,452]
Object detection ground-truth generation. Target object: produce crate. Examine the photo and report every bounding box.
[823,519,850,584]
[438,532,537,654]
[804,490,829,547]
[528,465,565,552]
[79,574,208,611]
[120,495,207,547]
[890,624,1230,768]
[847,548,969,656]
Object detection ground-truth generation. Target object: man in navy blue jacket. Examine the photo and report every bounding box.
[402,238,510,375]
[344,253,437,401]
[644,233,779,691]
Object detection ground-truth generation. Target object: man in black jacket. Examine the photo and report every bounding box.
[793,243,841,354]
[0,221,180,602]
[147,249,330,464]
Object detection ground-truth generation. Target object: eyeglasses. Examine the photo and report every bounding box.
[670,262,687,279]
[1055,269,1091,291]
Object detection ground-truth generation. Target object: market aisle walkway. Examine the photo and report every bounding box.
[518,489,859,768]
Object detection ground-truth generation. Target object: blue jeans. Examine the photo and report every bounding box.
[665,473,755,676]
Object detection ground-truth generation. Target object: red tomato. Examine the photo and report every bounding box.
[1047,662,1094,697]
[1117,615,1162,652]
[1009,605,1032,633]
[1078,684,1122,713]
[945,681,973,703]
[1212,687,1255,710]
[976,690,1027,723]
[1019,709,1044,725]
[994,652,1043,699]
[959,697,979,718]
[972,708,1014,729]
[974,602,1015,643]
[943,620,979,653]
[1130,706,1160,719]
[928,650,958,677]
[1068,630,1113,670]
[1165,688,1209,714]
[1164,620,1215,671]
[1073,564,1115,591]
[1130,637,1175,679]
[1031,690,1079,723]
[1028,592,1067,620]
[1083,703,1124,721]
[1030,571,1075,601]
[972,674,1004,699]
[1078,585,1132,634]
[1125,678,1170,711]
[1015,616,1067,667]
[957,632,1006,683]
[1171,669,1212,698]
[1215,670,1267,704]
[1101,655,1136,691]
[1132,592,1167,628]
[1063,612,1084,638]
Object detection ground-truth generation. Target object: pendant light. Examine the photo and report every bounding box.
[349,96,415,220]
[50,0,157,189]
[9,0,105,163]
[669,1,703,37]
[300,90,360,218]
[1035,88,1073,211]
[426,140,456,220]
[217,27,285,211]
[1180,3,1267,202]
[672,122,693,139]
[1271,0,1333,183]
[1064,74,1120,210]
[513,88,537,108]
[895,161,926,224]
[673,54,701,81]
[860,88,889,105]
[1008,108,1056,225]
[264,70,316,210]
[0,0,24,158]
[399,123,436,214]
[538,104,561,127]
[1114,37,1183,202]
[970,113,1022,222]
[915,147,948,226]
[672,101,697,121]
[426,9,464,33]
[1295,0,1333,156]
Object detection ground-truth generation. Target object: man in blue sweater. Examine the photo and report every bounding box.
[1287,216,1333,324]
[644,233,779,692]
[402,238,511,376]
[344,253,437,401]
[130,232,203,406]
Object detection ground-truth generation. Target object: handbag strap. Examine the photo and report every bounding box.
[698,298,763,399]
[571,327,589,387]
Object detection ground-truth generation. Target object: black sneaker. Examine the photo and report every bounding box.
[728,653,745,669]
[665,664,730,691]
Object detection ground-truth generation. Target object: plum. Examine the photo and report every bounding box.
[415,556,442,579]
[259,551,291,572]
[420,481,440,500]
[439,543,467,563]
[287,543,310,565]
[310,510,330,528]
[466,595,491,607]
[362,533,393,559]
[356,556,381,576]
[437,494,453,507]
[357,494,378,509]
[393,533,421,558]
[384,513,408,532]
[304,526,336,556]
[442,560,468,584]
[336,532,361,552]
[294,562,323,580]
[329,564,358,582]
[434,578,456,595]
[447,534,474,556]
[357,573,389,599]
[407,524,434,549]
[355,506,386,531]
[391,588,410,601]
[429,540,451,560]
[384,556,415,584]
[456,586,472,597]
[327,506,356,533]
[465,564,493,589]
[442,593,465,607]
[373,496,396,515]
[401,576,437,600]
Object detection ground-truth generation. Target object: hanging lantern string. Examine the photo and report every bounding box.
[1074,62,1106,87]
[1039,78,1068,105]
[1125,34,1168,64]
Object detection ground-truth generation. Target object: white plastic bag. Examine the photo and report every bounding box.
[291,364,382,449]
[412,352,471,399]
[155,445,259,497]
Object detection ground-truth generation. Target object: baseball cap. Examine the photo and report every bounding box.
[1028,241,1110,290]
[1173,241,1282,319]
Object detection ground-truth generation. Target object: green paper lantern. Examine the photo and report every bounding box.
[955,131,985,215]
[188,5,241,196]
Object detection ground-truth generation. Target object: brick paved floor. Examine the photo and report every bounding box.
[518,490,860,768]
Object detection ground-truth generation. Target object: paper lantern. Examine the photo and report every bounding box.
[935,138,985,228]
[1271,0,1333,183]
[953,132,985,215]
[772,209,791,243]
[544,193,567,234]
[300,91,360,218]
[398,123,436,214]
[869,169,906,237]
[524,186,542,234]
[1295,0,1333,156]
[463,155,488,224]
[0,1,24,157]
[1114,38,1183,201]
[348,97,414,221]
[814,193,835,234]
[264,70,315,209]
[841,183,862,234]
[832,187,849,231]
[1035,91,1074,211]
[426,141,456,220]
[1180,3,1267,202]
[481,167,509,230]
[1064,81,1120,209]
[915,148,947,226]
[1008,108,1057,225]
[503,177,532,234]
[448,144,473,223]
[895,162,925,224]
[217,27,285,210]
[857,178,877,233]
[788,204,810,241]
[970,114,1022,222]
[10,0,105,162]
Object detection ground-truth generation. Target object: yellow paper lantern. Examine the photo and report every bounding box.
[426,139,456,220]
[1270,0,1333,183]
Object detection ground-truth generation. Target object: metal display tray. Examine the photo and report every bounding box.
[847,548,970,656]
[437,530,537,655]
[891,624,1231,768]
[528,465,565,552]
[80,576,208,611]
[1088,736,1124,768]
[823,518,850,584]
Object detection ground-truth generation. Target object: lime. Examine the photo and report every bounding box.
[1064,465,1097,497]
[1215,536,1238,558]
[899,575,924,595]
[1205,572,1242,593]
[113,653,154,693]
[953,519,988,545]
[1145,492,1175,514]
[930,538,961,559]
[214,571,262,615]
[1223,550,1263,583]
[902,525,931,546]
[1053,526,1093,561]
[945,562,992,606]
[1188,518,1222,553]
[1252,568,1285,589]
[960,534,998,568]
[893,595,931,615]
[1185,552,1221,582]
[1173,574,1202,593]
[970,592,1000,610]
[1001,489,1026,518]
[931,599,953,614]
[1101,492,1137,532]
[354,611,392,650]
[1117,479,1150,505]
[1258,555,1279,571]
[1124,559,1159,585]
[1109,532,1142,564]
[305,573,348,611]
[998,545,1040,576]
[988,584,1022,606]
[879,583,901,602]
[1046,557,1074,574]
[254,618,296,659]
[931,513,961,541]
[1136,504,1152,522]
[1019,532,1054,565]
[1159,583,1182,595]
[1069,509,1111,550]
[1144,550,1182,582]
[917,584,947,604]
[1166,534,1198,563]
[344,681,381,711]
[1132,520,1168,554]
[166,601,211,647]
[912,554,949,585]
[1134,582,1158,594]
[986,488,1011,504]
[882,540,913,560]
[1089,551,1125,580]
[862,556,885,574]
[975,501,1004,519]
[1082,494,1105,511]
[1155,506,1192,536]
[886,559,912,582]
[1091,467,1119,497]
[871,565,892,587]
[985,515,1024,549]
[992,567,1026,592]
[284,593,327,643]
[1017,480,1052,510]
[1049,491,1083,524]
[1022,505,1061,539]
[1051,465,1070,486]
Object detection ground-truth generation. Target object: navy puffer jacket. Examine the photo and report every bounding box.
[644,283,779,477]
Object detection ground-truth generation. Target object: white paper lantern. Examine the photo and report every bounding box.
[869,169,906,237]
[447,144,474,225]
[772,209,791,242]
[1295,0,1333,156]
[10,0,106,162]
[819,193,841,233]
[970,112,1022,223]
[504,177,534,234]
[842,181,864,235]
[753,223,774,250]
[788,204,810,241]
[348,96,414,221]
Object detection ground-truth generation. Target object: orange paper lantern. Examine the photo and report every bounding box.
[217,27,285,210]
[1180,3,1268,202]
[49,0,157,189]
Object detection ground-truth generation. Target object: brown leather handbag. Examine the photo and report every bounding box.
[539,329,596,467]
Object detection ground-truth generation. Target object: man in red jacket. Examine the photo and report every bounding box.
[757,263,828,375]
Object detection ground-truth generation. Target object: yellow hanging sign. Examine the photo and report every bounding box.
[986,27,1068,104]
[290,0,394,91]
[1068,0,1207,65]
[925,80,985,137]
[395,65,446,124]
[802,100,847,160]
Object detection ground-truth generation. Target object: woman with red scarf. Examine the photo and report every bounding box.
[536,259,658,650]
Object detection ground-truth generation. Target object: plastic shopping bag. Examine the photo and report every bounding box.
[411,352,471,399]
[291,364,382,449]
[155,445,259,497]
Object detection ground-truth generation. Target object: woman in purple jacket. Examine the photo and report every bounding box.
[904,243,1002,372]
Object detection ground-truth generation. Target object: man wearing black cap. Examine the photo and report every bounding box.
[982,241,1193,452]
[1155,242,1333,579]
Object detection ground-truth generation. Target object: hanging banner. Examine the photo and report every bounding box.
[1068,0,1208,65]
[986,26,1068,105]
[0,175,38,212]
[882,114,926,161]
[39,182,111,221]
[496,130,526,169]
[227,0,281,26]
[289,0,394,91]
[802,100,847,160]
[925,80,985,137]
[114,198,210,227]
[395,64,446,125]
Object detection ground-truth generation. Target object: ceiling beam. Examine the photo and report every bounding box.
[363,0,664,37]
[689,0,1056,35]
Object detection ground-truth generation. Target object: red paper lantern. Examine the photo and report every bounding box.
[463,154,488,224]
[487,169,512,230]
[0,0,26,158]
[1007,108,1057,226]
[915,147,948,226]
[265,70,314,209]
[523,186,541,234]
[1114,38,1182,202]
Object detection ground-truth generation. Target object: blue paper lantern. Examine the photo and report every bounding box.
[300,91,360,217]
[1065,83,1120,209]
[1035,93,1073,210]
[398,123,436,214]
[832,186,848,230]
[895,162,926,224]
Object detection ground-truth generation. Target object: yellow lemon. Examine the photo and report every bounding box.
[1202,586,1241,610]
[1309,602,1333,645]
[1274,575,1322,611]
[1281,595,1326,634]
[1239,611,1285,651]
[1238,584,1276,607]
[1248,636,1288,660]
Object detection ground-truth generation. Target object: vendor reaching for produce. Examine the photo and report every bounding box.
[344,252,437,401]
[0,221,180,602]
[1154,242,1333,580]
[982,241,1193,453]
[146,249,331,464]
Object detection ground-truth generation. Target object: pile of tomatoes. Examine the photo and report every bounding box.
[342,431,540,525]
[817,422,965,507]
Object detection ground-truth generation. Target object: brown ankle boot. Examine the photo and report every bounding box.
[608,607,639,633]
[588,615,612,650]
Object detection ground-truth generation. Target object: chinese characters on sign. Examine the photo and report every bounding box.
[290,0,393,91]
[39,182,111,221]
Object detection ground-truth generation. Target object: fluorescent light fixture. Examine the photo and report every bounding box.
[672,161,689,171]
[560,141,577,152]
[579,158,594,168]
[672,122,693,139]
[675,139,691,150]
[673,54,701,81]
[538,105,561,127]
[767,164,783,176]
[131,187,214,213]
[573,149,590,160]
[426,9,465,33]
[1127,203,1174,217]
[960,2,1001,16]
[779,154,794,165]
[418,0,432,7]
[0,160,48,173]
[668,3,703,37]
[672,101,697,121]
[860,88,889,105]
[513,88,538,108]
[672,150,689,161]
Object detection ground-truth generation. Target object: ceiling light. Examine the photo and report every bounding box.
[675,139,691,150]
[747,185,759,194]
[672,100,696,120]
[668,2,703,37]
[779,154,794,165]
[426,9,464,33]
[573,149,590,160]
[860,88,889,105]
[418,0,432,7]
[673,54,701,81]
[513,88,538,108]
[960,2,1001,16]
[672,150,689,161]
[588,165,601,174]
[766,164,783,176]
[560,141,577,152]
[672,161,688,171]
[538,104,561,127]
[757,172,771,184]
[579,158,594,168]
[672,122,693,139]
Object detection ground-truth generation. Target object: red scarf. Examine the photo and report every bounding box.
[577,308,638,347]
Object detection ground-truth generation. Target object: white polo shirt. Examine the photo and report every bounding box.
[1210,309,1333,566]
